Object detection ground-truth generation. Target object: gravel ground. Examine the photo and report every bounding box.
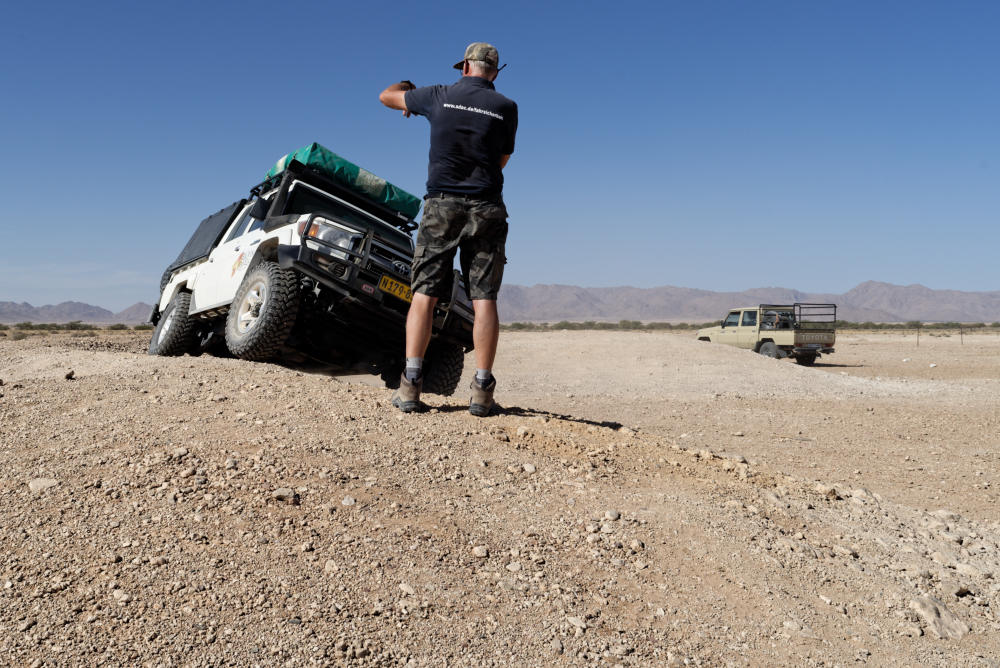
[1,330,998,666]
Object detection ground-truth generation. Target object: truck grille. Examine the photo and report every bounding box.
[367,241,411,280]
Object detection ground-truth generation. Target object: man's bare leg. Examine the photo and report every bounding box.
[392,292,438,413]
[472,299,499,372]
[406,292,438,359]
[469,299,500,416]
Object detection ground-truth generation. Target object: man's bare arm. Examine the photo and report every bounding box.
[499,154,511,169]
[379,81,415,117]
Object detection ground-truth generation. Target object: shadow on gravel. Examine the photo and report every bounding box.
[432,403,623,430]
[239,360,625,429]
[811,362,865,368]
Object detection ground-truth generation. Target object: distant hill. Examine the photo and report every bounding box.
[113,303,154,324]
[4,281,1000,325]
[0,301,153,324]
[498,281,1000,323]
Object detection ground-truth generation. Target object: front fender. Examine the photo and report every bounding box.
[158,281,189,313]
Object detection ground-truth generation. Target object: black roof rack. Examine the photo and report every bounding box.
[248,160,418,234]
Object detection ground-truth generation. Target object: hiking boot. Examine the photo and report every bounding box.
[391,373,424,413]
[469,375,497,417]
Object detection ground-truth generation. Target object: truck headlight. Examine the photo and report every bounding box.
[302,218,362,260]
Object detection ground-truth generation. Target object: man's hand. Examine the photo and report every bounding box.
[379,81,416,117]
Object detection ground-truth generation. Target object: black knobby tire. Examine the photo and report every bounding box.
[422,342,466,396]
[225,262,300,361]
[148,292,197,356]
[758,341,778,358]
[796,353,817,366]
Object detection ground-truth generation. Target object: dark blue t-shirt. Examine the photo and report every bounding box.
[405,76,518,199]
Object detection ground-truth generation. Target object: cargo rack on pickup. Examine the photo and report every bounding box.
[759,303,837,330]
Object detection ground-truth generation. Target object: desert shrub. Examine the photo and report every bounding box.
[0,324,8,331]
[106,323,128,330]
[11,330,28,341]
[133,324,154,331]
[64,321,96,331]
[71,331,97,338]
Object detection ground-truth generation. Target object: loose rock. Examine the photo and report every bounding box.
[909,596,970,639]
[28,478,58,493]
[271,488,299,505]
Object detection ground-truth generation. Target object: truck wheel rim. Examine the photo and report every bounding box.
[157,310,175,345]
[237,279,267,334]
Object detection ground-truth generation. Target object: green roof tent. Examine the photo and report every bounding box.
[266,143,422,220]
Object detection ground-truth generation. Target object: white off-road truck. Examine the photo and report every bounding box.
[148,146,474,395]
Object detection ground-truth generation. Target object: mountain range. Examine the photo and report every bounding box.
[3,282,1000,325]
[0,301,152,325]
[497,281,1000,323]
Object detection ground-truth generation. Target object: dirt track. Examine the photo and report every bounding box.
[1,330,998,666]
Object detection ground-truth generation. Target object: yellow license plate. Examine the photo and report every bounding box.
[378,275,413,303]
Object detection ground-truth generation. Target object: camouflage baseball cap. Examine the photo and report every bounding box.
[453,42,499,70]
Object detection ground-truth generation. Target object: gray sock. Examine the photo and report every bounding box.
[475,368,493,386]
[405,357,423,383]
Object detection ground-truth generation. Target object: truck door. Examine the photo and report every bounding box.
[191,206,265,312]
[717,311,741,346]
[737,309,758,348]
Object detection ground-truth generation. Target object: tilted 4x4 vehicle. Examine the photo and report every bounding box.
[696,303,837,366]
[148,143,474,395]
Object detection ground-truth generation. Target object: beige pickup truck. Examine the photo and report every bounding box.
[696,303,837,365]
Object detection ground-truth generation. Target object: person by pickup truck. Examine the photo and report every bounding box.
[379,42,519,416]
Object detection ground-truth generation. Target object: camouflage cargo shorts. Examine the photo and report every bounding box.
[411,194,508,301]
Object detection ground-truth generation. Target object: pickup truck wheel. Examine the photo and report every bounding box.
[148,292,196,356]
[225,262,300,361]
[796,353,817,366]
[422,342,465,396]
[758,341,778,358]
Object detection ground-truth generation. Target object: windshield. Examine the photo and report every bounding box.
[285,184,380,229]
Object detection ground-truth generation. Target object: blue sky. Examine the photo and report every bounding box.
[1,1,997,311]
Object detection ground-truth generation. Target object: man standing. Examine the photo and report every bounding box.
[379,42,518,417]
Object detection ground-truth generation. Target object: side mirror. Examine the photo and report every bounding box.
[249,197,271,219]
